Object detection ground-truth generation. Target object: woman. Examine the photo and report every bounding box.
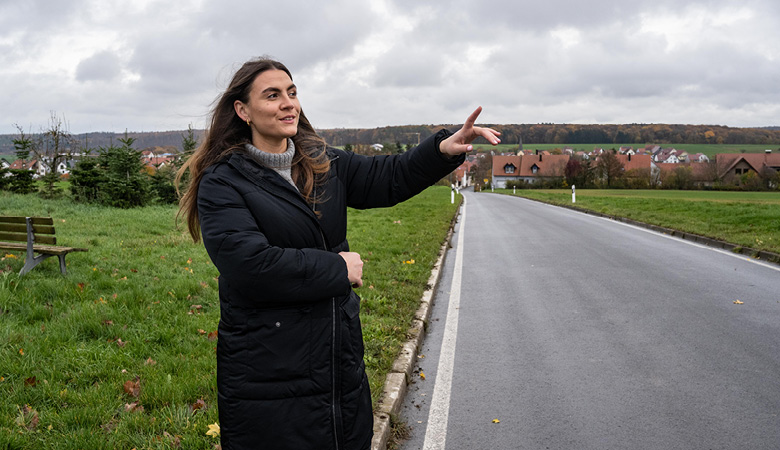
[177,57,500,449]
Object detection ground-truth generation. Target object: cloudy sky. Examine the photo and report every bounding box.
[1,0,779,135]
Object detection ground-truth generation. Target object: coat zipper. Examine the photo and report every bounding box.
[314,188,342,450]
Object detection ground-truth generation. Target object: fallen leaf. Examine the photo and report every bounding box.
[191,398,206,412]
[419,372,426,380]
[208,330,218,341]
[206,422,220,437]
[124,402,144,413]
[123,378,141,398]
[102,320,114,326]
[18,348,24,356]
[734,300,744,305]
[116,338,127,347]
[492,419,500,424]
[24,376,38,387]
[163,431,181,448]
[145,357,156,366]
[198,329,207,335]
[4,253,17,259]
[77,282,86,291]
[16,405,39,430]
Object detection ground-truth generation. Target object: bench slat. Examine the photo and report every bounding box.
[0,242,87,255]
[0,232,57,245]
[0,217,54,226]
[0,223,55,234]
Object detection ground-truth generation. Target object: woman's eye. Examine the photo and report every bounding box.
[289,91,297,97]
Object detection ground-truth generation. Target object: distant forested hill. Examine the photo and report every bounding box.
[0,130,205,155]
[1,124,778,155]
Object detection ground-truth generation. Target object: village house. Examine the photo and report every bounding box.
[492,153,569,188]
[717,151,780,184]
[453,158,477,187]
[8,159,46,178]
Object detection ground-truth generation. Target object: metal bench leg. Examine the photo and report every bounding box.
[19,253,55,276]
[58,254,67,275]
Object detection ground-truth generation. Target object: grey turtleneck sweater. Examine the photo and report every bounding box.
[244,139,298,191]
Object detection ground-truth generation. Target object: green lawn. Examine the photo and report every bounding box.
[493,189,780,255]
[0,186,459,449]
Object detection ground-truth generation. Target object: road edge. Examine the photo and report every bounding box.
[371,195,463,450]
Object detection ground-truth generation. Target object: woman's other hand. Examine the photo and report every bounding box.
[439,106,501,156]
[339,251,364,288]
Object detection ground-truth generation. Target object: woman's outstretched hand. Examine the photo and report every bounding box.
[439,106,501,157]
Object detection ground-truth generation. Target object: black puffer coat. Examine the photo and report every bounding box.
[197,130,463,450]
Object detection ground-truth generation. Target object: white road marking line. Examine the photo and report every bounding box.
[422,197,467,450]
[521,196,780,273]
[592,214,780,273]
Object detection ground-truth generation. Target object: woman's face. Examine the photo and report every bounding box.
[235,69,300,153]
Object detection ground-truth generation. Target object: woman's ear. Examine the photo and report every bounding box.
[234,100,248,123]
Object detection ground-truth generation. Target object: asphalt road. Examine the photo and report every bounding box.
[398,188,780,450]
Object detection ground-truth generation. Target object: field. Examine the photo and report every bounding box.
[492,189,780,255]
[0,186,459,449]
[472,143,778,158]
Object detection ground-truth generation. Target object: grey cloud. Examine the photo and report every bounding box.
[1,0,780,133]
[373,46,447,87]
[76,50,122,82]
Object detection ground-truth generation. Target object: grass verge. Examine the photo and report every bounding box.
[0,186,460,449]
[492,189,780,255]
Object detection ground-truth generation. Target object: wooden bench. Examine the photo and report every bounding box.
[0,216,88,275]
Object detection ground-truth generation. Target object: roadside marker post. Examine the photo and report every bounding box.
[572,185,576,203]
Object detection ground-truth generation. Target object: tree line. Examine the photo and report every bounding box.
[318,123,780,146]
[4,122,777,156]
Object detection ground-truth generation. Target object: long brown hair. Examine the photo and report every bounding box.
[176,57,330,242]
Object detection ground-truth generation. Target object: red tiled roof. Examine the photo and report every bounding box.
[492,155,521,177]
[616,154,652,172]
[716,152,780,176]
[8,159,38,170]
[518,154,569,177]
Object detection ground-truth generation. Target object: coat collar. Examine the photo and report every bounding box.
[225,151,317,219]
